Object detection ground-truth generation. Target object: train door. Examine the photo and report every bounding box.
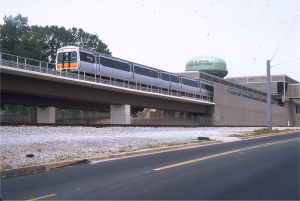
[62,52,70,68]
[60,52,77,69]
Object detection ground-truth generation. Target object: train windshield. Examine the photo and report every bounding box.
[57,52,77,61]
[57,51,78,70]
[58,53,63,61]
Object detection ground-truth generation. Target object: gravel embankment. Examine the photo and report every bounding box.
[0,126,297,170]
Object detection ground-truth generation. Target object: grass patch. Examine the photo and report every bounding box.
[229,128,294,138]
[167,142,185,146]
[252,128,292,135]
[146,145,158,149]
[228,134,245,137]
[191,139,212,143]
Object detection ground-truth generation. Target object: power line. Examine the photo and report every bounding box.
[271,58,300,67]
[270,14,300,61]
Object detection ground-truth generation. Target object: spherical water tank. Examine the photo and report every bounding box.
[186,55,228,78]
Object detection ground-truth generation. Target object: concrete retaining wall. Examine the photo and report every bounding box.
[213,83,299,126]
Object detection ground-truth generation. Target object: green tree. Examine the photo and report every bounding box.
[1,14,50,61]
[44,25,74,62]
[45,26,111,63]
[70,27,111,54]
[0,14,30,57]
[0,14,112,63]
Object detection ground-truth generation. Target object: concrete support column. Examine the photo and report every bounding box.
[37,107,55,123]
[111,105,130,124]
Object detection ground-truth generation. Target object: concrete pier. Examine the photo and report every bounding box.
[111,105,130,124]
[37,107,55,123]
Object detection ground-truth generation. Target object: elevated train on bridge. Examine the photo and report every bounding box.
[56,46,214,97]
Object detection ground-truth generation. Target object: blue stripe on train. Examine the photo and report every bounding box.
[57,60,77,64]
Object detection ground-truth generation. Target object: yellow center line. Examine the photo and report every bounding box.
[154,138,299,171]
[26,194,56,201]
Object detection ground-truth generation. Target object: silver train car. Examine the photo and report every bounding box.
[56,46,214,97]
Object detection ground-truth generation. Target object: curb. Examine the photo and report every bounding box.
[1,141,221,178]
[240,130,299,140]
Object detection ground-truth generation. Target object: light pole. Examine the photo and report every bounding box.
[266,14,299,130]
[267,60,272,130]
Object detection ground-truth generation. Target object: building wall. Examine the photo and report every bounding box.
[213,83,299,126]
[241,82,278,94]
[288,84,300,98]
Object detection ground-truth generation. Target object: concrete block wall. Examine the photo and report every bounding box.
[213,83,299,126]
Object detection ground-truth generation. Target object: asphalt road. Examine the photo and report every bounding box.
[2,132,299,200]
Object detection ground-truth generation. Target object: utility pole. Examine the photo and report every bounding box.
[266,14,299,130]
[267,60,272,130]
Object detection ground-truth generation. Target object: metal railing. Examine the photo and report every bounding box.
[0,107,110,124]
[0,52,214,103]
[0,107,36,123]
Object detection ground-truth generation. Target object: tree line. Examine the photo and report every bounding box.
[0,14,112,63]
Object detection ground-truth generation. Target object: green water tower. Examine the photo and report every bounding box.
[186,55,228,78]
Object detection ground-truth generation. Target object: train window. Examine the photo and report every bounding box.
[79,52,95,63]
[193,81,199,87]
[100,57,130,72]
[63,52,69,61]
[134,66,158,78]
[161,73,170,81]
[80,52,86,61]
[170,75,179,83]
[57,53,63,61]
[182,78,198,87]
[86,53,95,63]
[149,70,158,78]
[58,52,78,63]
[201,83,214,91]
[71,52,77,60]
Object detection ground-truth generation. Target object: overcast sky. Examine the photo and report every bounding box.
[1,0,299,81]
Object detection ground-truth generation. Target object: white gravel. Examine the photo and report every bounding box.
[0,126,297,170]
